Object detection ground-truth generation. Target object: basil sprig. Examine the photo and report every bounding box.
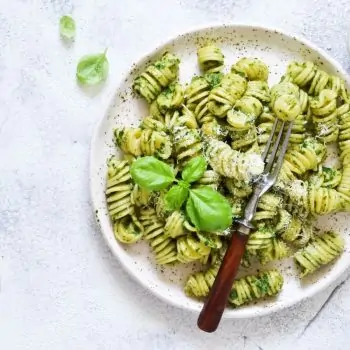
[130,156,232,231]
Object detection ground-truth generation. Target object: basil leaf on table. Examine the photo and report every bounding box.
[165,183,189,211]
[130,156,175,191]
[186,186,232,232]
[181,156,207,183]
[76,49,109,85]
[59,15,76,40]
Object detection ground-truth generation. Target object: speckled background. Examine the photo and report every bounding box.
[1,0,350,349]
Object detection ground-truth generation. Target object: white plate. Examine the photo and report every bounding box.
[90,24,350,318]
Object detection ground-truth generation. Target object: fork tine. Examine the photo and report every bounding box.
[264,121,285,173]
[261,118,279,162]
[270,122,293,180]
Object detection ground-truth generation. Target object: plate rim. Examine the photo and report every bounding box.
[90,22,350,319]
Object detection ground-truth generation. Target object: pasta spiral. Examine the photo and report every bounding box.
[205,139,264,182]
[285,61,316,88]
[228,270,284,307]
[172,125,203,167]
[298,89,309,114]
[308,69,330,96]
[246,227,275,254]
[133,52,180,103]
[280,216,301,242]
[231,57,269,81]
[257,238,290,265]
[164,211,196,238]
[225,178,253,198]
[196,232,223,250]
[256,107,275,148]
[235,96,264,118]
[201,119,228,140]
[289,114,308,144]
[155,191,171,218]
[294,231,344,277]
[270,82,301,121]
[284,180,345,215]
[114,127,172,159]
[131,184,152,207]
[327,75,349,103]
[185,264,283,308]
[338,109,350,162]
[194,170,221,190]
[230,127,258,151]
[164,107,198,131]
[139,208,178,265]
[275,209,292,233]
[155,82,184,114]
[308,186,344,215]
[244,81,270,103]
[230,198,246,219]
[185,76,214,125]
[285,62,331,96]
[309,166,342,189]
[113,215,143,244]
[105,157,134,221]
[253,193,282,225]
[337,163,350,198]
[140,116,166,132]
[227,96,263,132]
[279,138,326,183]
[310,89,338,143]
[279,216,313,247]
[177,234,211,263]
[207,73,247,117]
[184,261,220,298]
[197,45,224,73]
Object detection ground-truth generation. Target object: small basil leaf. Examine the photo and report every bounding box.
[181,156,207,183]
[59,15,76,40]
[186,186,232,232]
[165,185,189,211]
[130,156,175,191]
[76,49,109,85]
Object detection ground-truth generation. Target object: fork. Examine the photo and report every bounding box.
[197,118,293,333]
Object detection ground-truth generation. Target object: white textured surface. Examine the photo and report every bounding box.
[1,0,350,349]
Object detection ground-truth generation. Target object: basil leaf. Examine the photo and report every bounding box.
[186,186,232,232]
[181,156,207,183]
[60,15,76,40]
[165,185,189,211]
[130,156,175,191]
[76,49,109,85]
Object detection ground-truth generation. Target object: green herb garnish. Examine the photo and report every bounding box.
[76,49,109,85]
[130,156,175,191]
[255,274,270,294]
[186,186,232,232]
[164,182,189,211]
[130,155,232,232]
[181,156,207,183]
[59,15,76,40]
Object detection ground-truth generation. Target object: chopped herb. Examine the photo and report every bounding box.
[255,274,270,294]
[229,289,238,300]
[205,72,223,88]
[154,62,166,70]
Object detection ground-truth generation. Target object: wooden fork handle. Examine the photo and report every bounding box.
[197,231,249,333]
